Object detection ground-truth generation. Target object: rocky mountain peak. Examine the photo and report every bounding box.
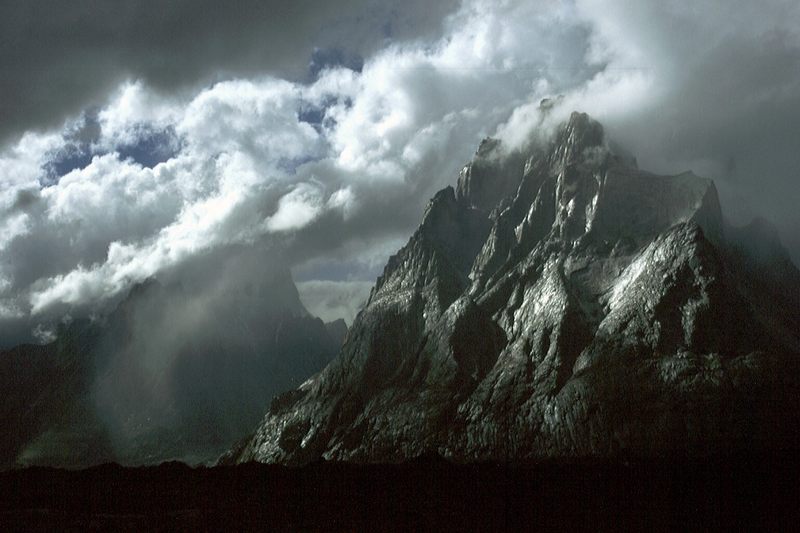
[227,111,800,466]
[455,139,525,212]
[551,111,606,167]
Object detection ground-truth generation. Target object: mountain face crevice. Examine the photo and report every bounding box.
[227,111,800,465]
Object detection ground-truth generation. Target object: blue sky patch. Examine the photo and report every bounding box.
[116,126,181,168]
[41,145,95,185]
[40,123,181,186]
[298,96,352,133]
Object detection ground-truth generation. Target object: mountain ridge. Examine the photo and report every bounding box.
[227,111,800,465]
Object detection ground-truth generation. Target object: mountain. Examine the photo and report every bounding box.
[0,267,342,468]
[325,319,349,348]
[227,112,800,465]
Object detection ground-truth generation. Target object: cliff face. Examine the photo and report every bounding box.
[229,112,800,465]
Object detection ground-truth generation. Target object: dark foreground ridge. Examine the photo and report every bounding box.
[2,455,799,531]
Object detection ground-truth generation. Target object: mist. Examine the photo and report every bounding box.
[12,244,340,465]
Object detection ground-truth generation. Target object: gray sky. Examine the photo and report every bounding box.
[1,0,798,346]
[0,0,459,144]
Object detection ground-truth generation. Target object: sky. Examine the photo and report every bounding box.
[1,0,798,347]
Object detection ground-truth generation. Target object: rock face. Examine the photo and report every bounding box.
[229,112,800,465]
[324,319,349,348]
[0,269,341,468]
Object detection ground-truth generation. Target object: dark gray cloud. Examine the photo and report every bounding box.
[0,0,458,145]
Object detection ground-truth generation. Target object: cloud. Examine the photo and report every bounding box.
[296,280,374,324]
[266,183,326,232]
[572,0,800,259]
[0,0,460,145]
[1,0,799,346]
[491,0,800,260]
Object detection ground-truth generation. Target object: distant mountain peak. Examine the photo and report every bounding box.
[0,262,341,468]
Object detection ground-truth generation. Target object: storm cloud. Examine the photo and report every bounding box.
[0,0,460,144]
[1,0,798,347]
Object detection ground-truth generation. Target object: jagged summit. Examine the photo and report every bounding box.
[227,112,800,465]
